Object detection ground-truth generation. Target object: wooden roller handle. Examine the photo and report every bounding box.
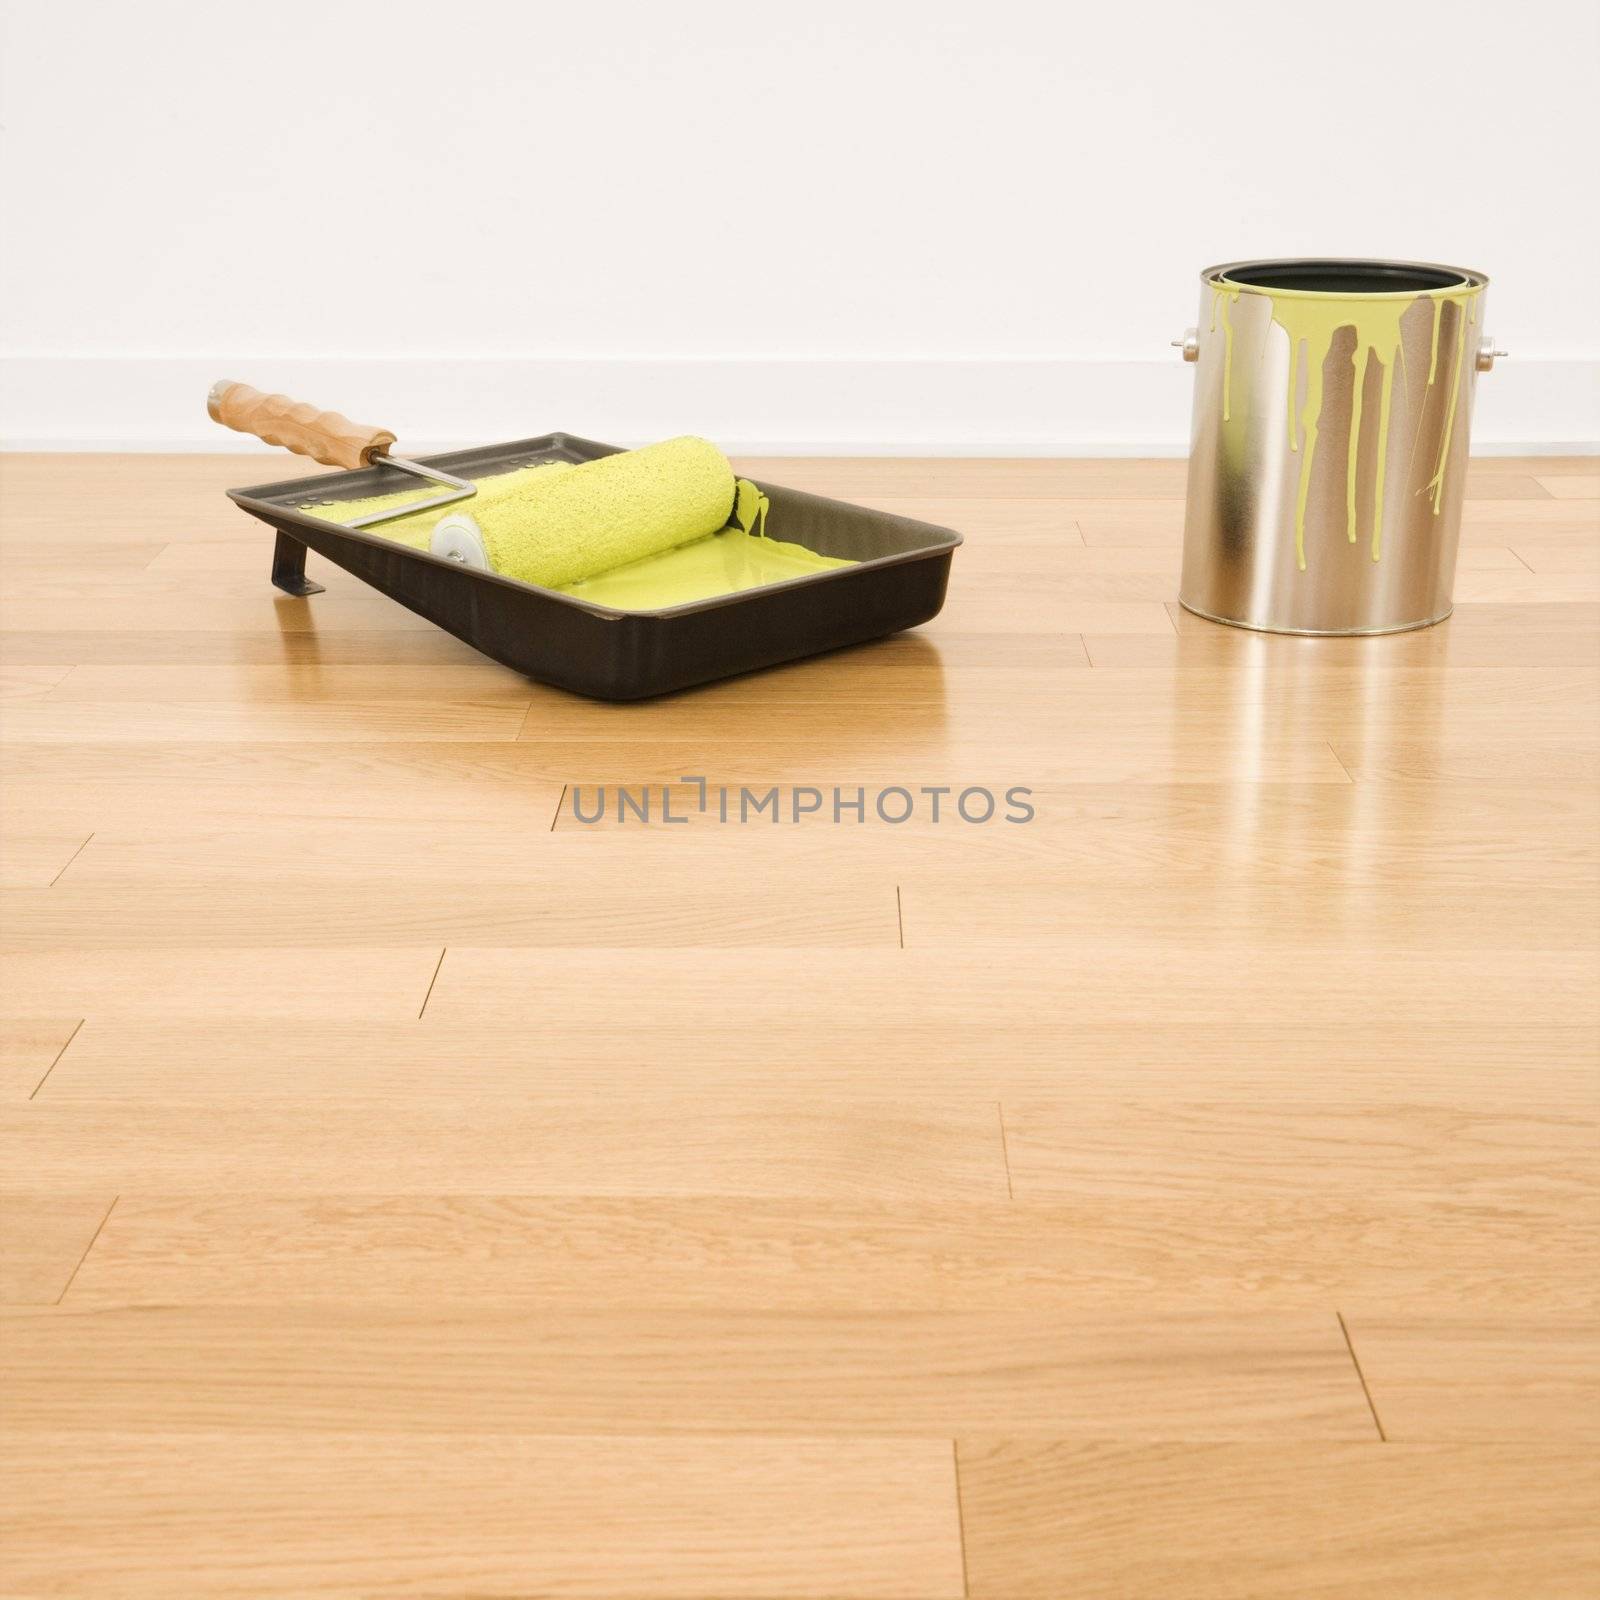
[207,380,397,470]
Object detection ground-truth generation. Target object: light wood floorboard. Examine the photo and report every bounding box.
[0,1431,964,1600]
[956,1439,1600,1598]
[1,1304,1372,1438]
[28,1017,1599,1104]
[1342,1314,1600,1441]
[3,1097,1009,1200]
[60,1195,1598,1314]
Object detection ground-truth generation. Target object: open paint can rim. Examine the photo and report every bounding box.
[1205,258,1488,300]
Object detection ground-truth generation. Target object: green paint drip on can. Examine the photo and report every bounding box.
[1209,285,1241,423]
[1216,276,1484,571]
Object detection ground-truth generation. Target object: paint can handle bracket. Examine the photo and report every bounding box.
[1476,339,1508,373]
[1173,329,1200,362]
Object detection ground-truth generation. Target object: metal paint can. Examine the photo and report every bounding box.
[1177,258,1501,635]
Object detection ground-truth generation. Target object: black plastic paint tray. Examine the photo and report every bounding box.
[227,434,961,701]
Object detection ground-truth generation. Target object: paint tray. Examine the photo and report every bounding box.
[228,434,961,701]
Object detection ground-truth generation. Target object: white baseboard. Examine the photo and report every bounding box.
[3,355,1596,456]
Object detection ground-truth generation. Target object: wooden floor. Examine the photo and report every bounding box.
[2,452,1597,1597]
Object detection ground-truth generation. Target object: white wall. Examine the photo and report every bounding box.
[2,0,1595,451]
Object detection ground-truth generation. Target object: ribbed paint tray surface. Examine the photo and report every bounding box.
[228,433,961,701]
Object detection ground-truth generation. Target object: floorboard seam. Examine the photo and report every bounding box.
[56,1195,118,1304]
[1337,1310,1388,1441]
[48,832,94,886]
[950,1439,972,1598]
[418,948,447,1019]
[28,1017,84,1100]
[1325,742,1356,784]
[896,885,905,948]
[996,1101,1015,1200]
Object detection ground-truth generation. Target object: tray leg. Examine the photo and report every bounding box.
[271,531,325,596]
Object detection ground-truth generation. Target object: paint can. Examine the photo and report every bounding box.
[1176,259,1502,635]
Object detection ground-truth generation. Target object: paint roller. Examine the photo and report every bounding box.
[207,382,747,589]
